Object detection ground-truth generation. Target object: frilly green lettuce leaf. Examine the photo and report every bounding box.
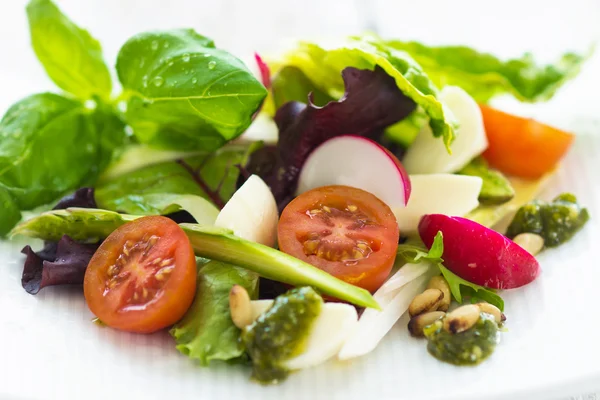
[385,40,589,103]
[274,37,457,151]
[170,261,259,365]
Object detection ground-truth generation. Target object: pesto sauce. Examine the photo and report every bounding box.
[424,313,499,366]
[507,193,590,247]
[241,287,323,384]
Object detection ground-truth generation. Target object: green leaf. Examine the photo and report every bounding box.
[0,93,119,211]
[129,193,220,225]
[271,66,334,110]
[439,265,504,312]
[398,232,504,311]
[397,232,444,264]
[11,207,379,310]
[385,40,589,103]
[382,108,428,148]
[457,157,515,205]
[0,186,21,236]
[170,260,259,365]
[95,143,259,211]
[277,37,457,151]
[116,29,267,151]
[10,207,138,242]
[26,0,112,100]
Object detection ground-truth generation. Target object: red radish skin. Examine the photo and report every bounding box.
[418,214,540,289]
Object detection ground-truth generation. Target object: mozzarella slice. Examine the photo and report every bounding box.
[403,86,488,174]
[394,174,482,234]
[215,175,278,247]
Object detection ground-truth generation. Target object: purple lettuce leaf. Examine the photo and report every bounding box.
[52,187,97,210]
[244,66,417,210]
[21,235,99,294]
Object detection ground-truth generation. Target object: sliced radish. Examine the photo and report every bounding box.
[419,214,540,289]
[394,174,482,234]
[248,300,358,370]
[296,135,411,210]
[337,262,438,360]
[403,86,488,174]
[215,175,278,247]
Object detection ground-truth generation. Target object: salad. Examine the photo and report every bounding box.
[3,0,592,384]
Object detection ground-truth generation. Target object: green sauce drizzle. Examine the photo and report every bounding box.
[507,193,590,247]
[424,313,500,366]
[241,286,323,384]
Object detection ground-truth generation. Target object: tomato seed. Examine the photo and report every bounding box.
[347,205,358,212]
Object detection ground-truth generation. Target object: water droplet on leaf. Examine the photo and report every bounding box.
[182,53,191,62]
[191,77,198,84]
[152,76,165,87]
[208,60,217,70]
[151,41,159,51]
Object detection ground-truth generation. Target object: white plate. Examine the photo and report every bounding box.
[1,1,600,399]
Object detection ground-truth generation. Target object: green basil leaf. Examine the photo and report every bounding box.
[0,93,96,209]
[26,0,112,100]
[116,29,267,151]
[0,93,126,234]
[170,260,259,365]
[385,40,588,103]
[95,143,260,212]
[0,186,21,236]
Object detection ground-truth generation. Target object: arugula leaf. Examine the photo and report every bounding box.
[275,37,457,151]
[458,157,515,205]
[397,232,504,311]
[95,143,259,211]
[170,261,259,365]
[116,29,267,151]
[26,0,112,100]
[439,265,504,312]
[385,40,588,103]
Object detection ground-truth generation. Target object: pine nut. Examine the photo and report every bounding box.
[408,289,444,317]
[513,233,544,256]
[229,284,253,329]
[443,304,480,334]
[408,311,446,337]
[477,302,505,324]
[427,275,451,312]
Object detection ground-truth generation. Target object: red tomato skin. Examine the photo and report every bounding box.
[278,185,399,293]
[84,216,196,333]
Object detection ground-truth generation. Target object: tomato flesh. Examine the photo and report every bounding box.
[480,105,574,179]
[278,185,399,293]
[84,216,196,333]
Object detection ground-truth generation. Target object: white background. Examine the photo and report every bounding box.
[0,1,599,399]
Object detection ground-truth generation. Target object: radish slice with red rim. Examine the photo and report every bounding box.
[296,135,411,210]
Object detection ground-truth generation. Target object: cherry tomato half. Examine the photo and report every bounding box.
[84,216,196,333]
[278,185,399,293]
[481,105,574,179]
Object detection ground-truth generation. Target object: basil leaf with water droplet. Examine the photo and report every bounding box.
[0,93,126,235]
[116,29,267,151]
[26,0,112,101]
